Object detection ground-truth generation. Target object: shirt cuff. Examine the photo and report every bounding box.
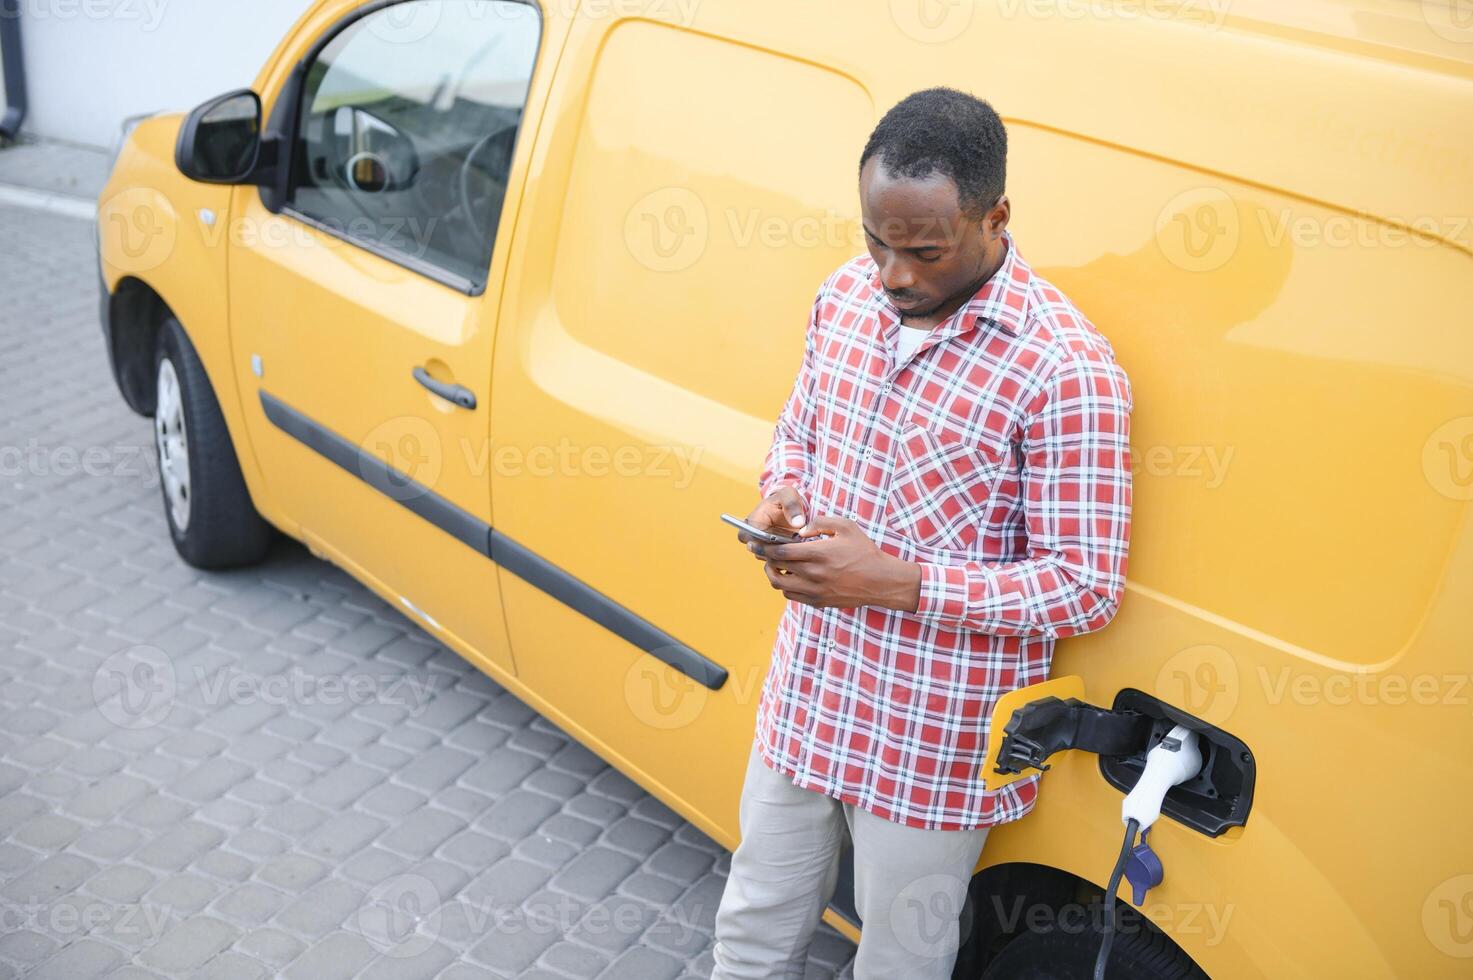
[913,561,975,625]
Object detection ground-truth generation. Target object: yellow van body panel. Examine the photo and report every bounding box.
[96,0,1473,975]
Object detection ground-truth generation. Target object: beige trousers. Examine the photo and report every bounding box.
[710,738,989,980]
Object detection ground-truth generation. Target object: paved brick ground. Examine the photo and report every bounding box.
[0,149,859,979]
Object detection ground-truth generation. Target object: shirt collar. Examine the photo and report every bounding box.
[867,229,1031,339]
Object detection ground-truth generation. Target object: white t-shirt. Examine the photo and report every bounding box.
[895,324,932,366]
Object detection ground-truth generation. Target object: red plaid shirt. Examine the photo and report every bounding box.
[753,232,1133,831]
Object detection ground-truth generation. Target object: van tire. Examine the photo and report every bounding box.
[152,316,275,569]
[978,920,1205,979]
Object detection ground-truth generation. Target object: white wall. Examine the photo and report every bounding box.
[16,0,314,147]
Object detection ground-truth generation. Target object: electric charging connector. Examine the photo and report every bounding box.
[1121,725,1203,832]
[1094,725,1204,980]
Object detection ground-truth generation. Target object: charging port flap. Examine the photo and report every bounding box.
[1099,689,1256,838]
[981,676,1086,791]
[984,684,1257,838]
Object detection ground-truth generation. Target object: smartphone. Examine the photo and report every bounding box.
[720,513,809,545]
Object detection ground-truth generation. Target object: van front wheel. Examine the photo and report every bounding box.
[152,316,275,569]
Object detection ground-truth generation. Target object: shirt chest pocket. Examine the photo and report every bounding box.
[883,420,1007,552]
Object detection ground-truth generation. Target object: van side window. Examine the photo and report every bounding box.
[287,0,540,291]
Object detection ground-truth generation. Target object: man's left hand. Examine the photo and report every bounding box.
[748,515,921,612]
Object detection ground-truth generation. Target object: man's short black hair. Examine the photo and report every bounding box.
[859,87,1007,220]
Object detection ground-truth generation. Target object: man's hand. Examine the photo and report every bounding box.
[734,485,808,547]
[747,515,922,612]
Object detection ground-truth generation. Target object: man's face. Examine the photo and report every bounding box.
[859,155,1009,319]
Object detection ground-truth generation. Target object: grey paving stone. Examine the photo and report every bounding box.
[538,940,609,978]
[550,848,640,903]
[378,807,466,859]
[359,943,459,980]
[601,944,686,980]
[477,790,562,841]
[256,853,329,891]
[274,877,368,937]
[27,939,123,980]
[193,952,269,980]
[647,842,716,886]
[137,916,239,972]
[85,863,157,903]
[212,882,289,926]
[566,895,660,956]
[283,932,377,980]
[304,811,389,859]
[605,816,672,859]
[236,927,306,969]
[0,930,59,965]
[1,852,98,902]
[146,872,221,915]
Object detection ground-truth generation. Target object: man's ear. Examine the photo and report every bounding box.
[987,195,1011,237]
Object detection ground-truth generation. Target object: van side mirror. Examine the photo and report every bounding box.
[176,89,274,185]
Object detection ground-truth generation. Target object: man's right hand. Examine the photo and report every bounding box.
[735,485,808,552]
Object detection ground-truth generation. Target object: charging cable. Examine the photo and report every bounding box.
[1093,725,1202,980]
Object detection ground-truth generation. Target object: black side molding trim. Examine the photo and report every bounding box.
[489,529,727,691]
[259,389,486,554]
[257,389,726,691]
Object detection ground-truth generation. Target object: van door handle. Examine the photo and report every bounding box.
[412,366,477,409]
